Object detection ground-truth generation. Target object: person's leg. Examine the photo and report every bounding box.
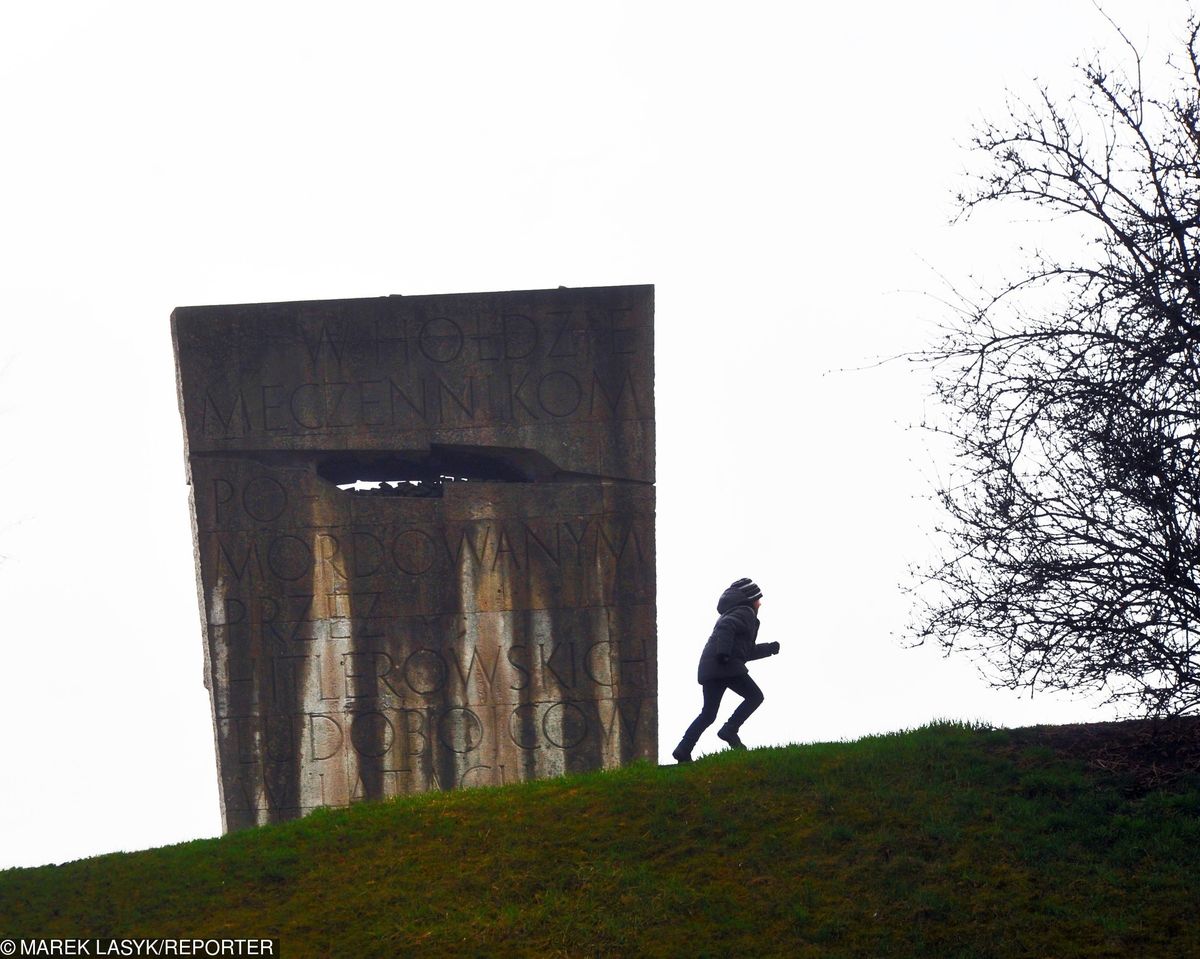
[673,681,728,762]
[717,675,764,748]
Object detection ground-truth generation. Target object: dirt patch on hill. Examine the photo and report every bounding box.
[1007,716,1200,793]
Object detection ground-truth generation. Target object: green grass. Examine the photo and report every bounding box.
[3,721,1197,957]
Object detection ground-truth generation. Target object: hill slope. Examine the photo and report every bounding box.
[3,721,1198,958]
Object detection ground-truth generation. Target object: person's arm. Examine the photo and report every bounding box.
[748,640,780,660]
[711,613,738,661]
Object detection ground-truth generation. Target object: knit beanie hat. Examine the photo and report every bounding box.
[730,577,763,603]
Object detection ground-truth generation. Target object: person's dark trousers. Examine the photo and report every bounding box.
[681,674,765,746]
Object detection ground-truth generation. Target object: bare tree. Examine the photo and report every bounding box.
[910,14,1200,716]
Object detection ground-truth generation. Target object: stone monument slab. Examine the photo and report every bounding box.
[172,285,655,831]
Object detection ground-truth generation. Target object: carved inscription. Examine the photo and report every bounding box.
[182,299,653,476]
[204,521,650,601]
[203,365,647,435]
[174,286,656,831]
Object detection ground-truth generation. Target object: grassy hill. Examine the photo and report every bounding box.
[2,720,1197,958]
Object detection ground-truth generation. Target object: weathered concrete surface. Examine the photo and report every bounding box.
[172,286,655,831]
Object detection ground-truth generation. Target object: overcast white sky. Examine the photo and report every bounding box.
[0,0,1191,870]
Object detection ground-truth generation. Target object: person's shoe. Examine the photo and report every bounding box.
[672,742,694,764]
[717,726,746,750]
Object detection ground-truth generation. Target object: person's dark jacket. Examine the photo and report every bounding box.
[696,586,779,683]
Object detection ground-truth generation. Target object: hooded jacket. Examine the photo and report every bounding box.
[696,586,776,683]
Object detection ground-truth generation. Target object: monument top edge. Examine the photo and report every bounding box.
[171,283,654,319]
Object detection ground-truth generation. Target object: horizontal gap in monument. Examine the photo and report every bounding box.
[315,444,646,498]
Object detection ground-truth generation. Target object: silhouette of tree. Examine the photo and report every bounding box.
[910,16,1200,716]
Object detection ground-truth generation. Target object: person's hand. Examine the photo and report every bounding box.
[769,642,781,655]
[717,653,730,665]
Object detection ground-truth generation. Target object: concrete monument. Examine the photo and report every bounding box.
[172,285,656,831]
